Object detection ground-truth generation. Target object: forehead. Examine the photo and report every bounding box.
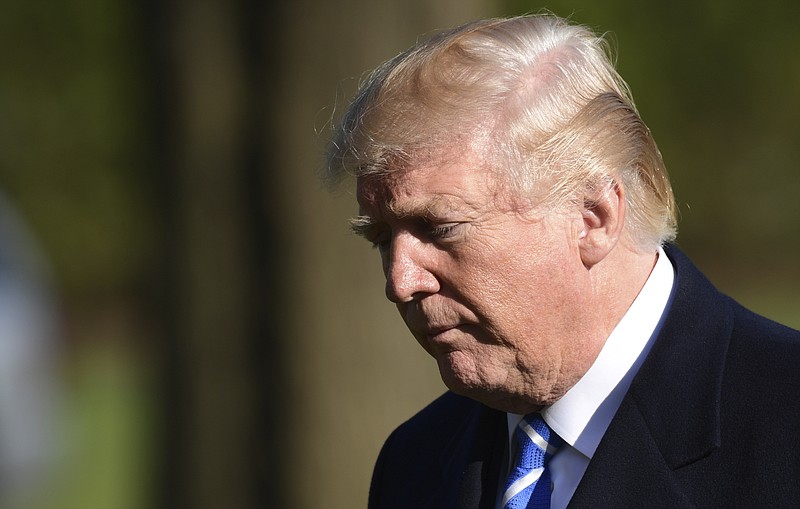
[356,157,497,217]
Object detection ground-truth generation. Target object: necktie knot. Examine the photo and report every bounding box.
[502,414,562,509]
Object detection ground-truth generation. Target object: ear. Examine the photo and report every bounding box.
[578,180,625,268]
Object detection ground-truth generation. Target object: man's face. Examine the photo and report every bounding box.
[355,152,601,413]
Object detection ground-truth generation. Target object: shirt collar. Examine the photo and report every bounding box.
[507,246,675,458]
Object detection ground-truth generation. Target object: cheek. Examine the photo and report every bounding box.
[475,252,584,339]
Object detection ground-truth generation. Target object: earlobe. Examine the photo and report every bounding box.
[578,181,625,268]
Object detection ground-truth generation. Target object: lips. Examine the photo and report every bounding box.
[422,325,463,344]
[426,325,453,337]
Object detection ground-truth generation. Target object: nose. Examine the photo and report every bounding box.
[384,232,440,303]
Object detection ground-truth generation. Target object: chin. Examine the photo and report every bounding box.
[437,362,550,413]
[438,364,482,397]
[438,362,505,406]
[436,351,483,390]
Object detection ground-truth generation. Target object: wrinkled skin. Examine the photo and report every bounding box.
[354,154,615,414]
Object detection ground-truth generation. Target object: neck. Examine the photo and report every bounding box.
[591,241,659,338]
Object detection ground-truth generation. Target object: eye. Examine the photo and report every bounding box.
[430,224,456,238]
[369,233,391,253]
[428,222,462,241]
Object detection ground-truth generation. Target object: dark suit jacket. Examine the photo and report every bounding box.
[368,245,800,508]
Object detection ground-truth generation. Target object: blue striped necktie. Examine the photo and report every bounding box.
[501,414,563,509]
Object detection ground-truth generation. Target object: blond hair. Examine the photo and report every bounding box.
[325,14,677,248]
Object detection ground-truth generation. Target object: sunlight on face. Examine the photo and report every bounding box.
[354,151,602,413]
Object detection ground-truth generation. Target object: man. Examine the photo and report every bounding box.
[325,14,800,508]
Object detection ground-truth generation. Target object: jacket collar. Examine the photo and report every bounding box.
[569,245,731,505]
[632,245,729,468]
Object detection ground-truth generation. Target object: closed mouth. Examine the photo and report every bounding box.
[425,325,458,340]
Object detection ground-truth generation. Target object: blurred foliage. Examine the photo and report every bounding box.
[41,344,151,509]
[0,2,156,508]
[0,0,156,297]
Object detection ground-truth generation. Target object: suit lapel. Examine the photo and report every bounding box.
[568,396,697,507]
[570,246,732,507]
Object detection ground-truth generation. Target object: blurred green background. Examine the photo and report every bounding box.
[0,0,797,508]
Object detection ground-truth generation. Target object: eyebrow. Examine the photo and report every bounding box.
[349,194,472,239]
[349,215,380,238]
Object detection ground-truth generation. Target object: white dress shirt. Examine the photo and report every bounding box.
[503,246,675,509]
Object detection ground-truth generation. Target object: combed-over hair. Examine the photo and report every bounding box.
[325,14,677,248]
